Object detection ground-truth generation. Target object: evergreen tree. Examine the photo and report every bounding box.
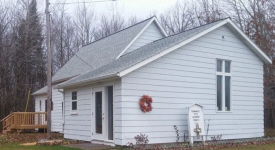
[12,0,45,112]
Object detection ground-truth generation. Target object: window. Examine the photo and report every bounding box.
[107,86,114,140]
[72,91,77,111]
[217,60,222,72]
[39,101,42,111]
[216,60,231,111]
[95,91,102,134]
[217,76,222,111]
[45,100,47,111]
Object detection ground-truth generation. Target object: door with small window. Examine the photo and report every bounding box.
[91,87,106,140]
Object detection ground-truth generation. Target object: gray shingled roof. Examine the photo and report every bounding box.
[57,19,227,88]
[32,84,60,95]
[33,17,154,95]
[32,86,47,95]
[52,17,153,82]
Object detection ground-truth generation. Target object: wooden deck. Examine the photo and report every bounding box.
[1,112,47,133]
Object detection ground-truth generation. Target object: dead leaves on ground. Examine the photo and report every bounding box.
[0,133,63,146]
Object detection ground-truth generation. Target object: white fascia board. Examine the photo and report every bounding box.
[226,19,272,64]
[116,18,155,59]
[31,92,47,96]
[153,17,168,37]
[117,19,229,77]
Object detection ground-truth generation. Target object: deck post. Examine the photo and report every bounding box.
[13,112,17,129]
[38,113,40,125]
[2,120,5,131]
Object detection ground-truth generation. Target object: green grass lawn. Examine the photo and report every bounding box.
[0,143,81,150]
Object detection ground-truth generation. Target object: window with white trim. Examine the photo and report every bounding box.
[216,59,231,111]
[72,91,77,111]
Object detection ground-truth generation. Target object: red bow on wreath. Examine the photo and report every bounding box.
[139,95,153,113]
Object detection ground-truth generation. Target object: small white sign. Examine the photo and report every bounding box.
[188,104,205,145]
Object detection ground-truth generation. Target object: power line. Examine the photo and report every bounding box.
[52,0,116,5]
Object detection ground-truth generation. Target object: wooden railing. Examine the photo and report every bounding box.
[1,113,13,131]
[1,112,47,132]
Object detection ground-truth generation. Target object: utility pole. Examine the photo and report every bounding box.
[45,0,52,139]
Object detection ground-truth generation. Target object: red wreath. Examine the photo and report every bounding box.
[139,95,153,113]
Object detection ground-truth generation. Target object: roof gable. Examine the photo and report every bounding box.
[116,17,167,59]
[123,22,165,55]
[51,17,155,83]
[57,18,271,88]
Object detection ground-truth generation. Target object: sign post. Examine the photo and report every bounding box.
[188,104,205,146]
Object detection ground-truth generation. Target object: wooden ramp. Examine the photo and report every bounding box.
[0,112,47,133]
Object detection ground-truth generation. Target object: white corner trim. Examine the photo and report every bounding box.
[116,18,155,59]
[226,19,272,64]
[117,19,229,77]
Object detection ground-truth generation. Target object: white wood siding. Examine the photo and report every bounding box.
[64,85,92,141]
[120,25,264,145]
[35,94,47,112]
[34,94,47,128]
[51,87,64,133]
[63,79,122,143]
[124,22,164,55]
[34,86,64,133]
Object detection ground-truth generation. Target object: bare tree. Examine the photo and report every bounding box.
[127,16,140,26]
[94,4,126,40]
[0,2,15,128]
[160,1,195,35]
[0,0,46,127]
[193,0,225,25]
[74,2,96,46]
[51,1,81,73]
[225,0,275,128]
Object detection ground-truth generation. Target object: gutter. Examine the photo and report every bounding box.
[52,76,76,84]
[56,74,119,89]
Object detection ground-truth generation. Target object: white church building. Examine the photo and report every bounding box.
[32,17,271,146]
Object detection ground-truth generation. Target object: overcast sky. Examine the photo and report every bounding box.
[1,0,179,22]
[46,0,178,19]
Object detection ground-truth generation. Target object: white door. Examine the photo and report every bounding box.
[92,87,106,140]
